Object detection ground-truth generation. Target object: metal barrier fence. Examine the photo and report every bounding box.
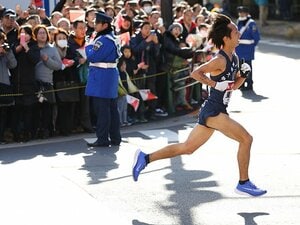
[0,66,205,114]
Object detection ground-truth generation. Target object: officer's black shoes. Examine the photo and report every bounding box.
[87,141,110,147]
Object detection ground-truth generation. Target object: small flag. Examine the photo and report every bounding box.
[119,32,130,46]
[62,58,74,67]
[69,10,85,23]
[126,95,140,111]
[139,89,158,101]
[76,47,87,59]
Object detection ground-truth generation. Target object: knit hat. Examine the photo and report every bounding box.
[168,22,183,33]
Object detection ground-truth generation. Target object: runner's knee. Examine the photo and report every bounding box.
[182,141,199,155]
[241,133,253,146]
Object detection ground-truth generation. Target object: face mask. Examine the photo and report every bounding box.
[143,6,152,14]
[57,39,68,48]
[238,16,247,21]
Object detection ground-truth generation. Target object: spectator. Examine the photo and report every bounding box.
[1,9,19,46]
[85,7,96,38]
[104,5,116,18]
[148,10,168,116]
[33,24,62,139]
[140,0,153,16]
[120,45,148,123]
[255,0,269,27]
[53,28,79,136]
[163,22,194,111]
[47,25,57,44]
[16,9,29,26]
[173,5,185,22]
[57,17,71,32]
[38,8,51,26]
[235,6,260,91]
[116,14,134,37]
[192,3,202,20]
[50,11,63,27]
[26,14,41,29]
[11,24,40,142]
[67,19,93,133]
[117,58,132,127]
[178,7,197,43]
[0,30,17,144]
[130,21,166,119]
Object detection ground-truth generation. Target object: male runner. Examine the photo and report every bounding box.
[132,13,267,197]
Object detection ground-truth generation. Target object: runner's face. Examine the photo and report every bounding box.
[228,22,240,47]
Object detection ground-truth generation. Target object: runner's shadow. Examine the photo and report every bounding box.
[160,157,222,225]
[132,219,154,225]
[238,212,270,225]
[241,90,269,102]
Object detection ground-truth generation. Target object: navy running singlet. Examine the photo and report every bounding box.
[198,50,239,126]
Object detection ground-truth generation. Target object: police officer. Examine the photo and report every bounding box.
[235,6,260,91]
[85,11,122,147]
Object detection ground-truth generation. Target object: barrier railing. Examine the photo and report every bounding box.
[0,67,204,114]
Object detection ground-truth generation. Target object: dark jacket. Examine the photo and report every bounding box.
[12,40,40,97]
[65,33,85,83]
[163,30,194,70]
[130,31,160,76]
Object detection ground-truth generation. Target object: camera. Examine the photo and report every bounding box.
[1,43,10,51]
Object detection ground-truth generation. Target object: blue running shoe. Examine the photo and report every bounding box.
[132,149,147,181]
[236,180,267,197]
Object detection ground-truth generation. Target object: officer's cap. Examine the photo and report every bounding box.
[237,6,249,13]
[95,11,113,24]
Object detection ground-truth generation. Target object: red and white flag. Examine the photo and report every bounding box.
[126,95,140,111]
[139,89,158,101]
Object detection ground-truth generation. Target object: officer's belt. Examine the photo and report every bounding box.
[239,39,255,44]
[90,62,117,68]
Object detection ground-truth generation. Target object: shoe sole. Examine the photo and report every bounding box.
[132,149,141,181]
[235,188,267,197]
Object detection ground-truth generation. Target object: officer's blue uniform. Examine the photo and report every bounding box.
[85,12,122,146]
[235,13,260,90]
[198,50,239,126]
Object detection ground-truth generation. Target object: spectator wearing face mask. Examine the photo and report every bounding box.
[53,28,79,136]
[140,0,153,15]
[235,6,260,91]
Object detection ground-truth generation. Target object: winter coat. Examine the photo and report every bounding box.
[130,31,160,76]
[163,31,194,70]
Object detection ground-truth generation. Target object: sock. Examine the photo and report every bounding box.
[239,179,249,185]
[145,154,150,165]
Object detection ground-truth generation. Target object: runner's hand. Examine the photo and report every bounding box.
[240,62,251,78]
[214,80,234,91]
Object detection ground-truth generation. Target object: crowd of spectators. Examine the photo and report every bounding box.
[0,0,228,144]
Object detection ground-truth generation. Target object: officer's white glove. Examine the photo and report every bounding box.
[214,80,234,92]
[240,62,251,78]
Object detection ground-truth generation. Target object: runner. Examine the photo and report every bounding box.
[132,13,267,197]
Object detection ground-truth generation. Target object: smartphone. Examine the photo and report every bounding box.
[20,32,26,45]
